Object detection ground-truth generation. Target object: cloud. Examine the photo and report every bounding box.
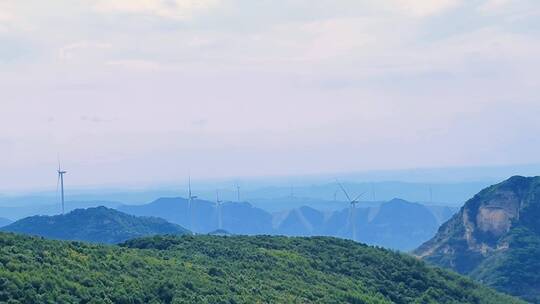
[389,0,462,17]
[478,0,512,13]
[0,11,13,23]
[192,119,208,127]
[92,0,220,20]
[106,59,165,70]
[0,4,18,33]
[58,41,112,61]
[1,0,540,189]
[80,115,112,123]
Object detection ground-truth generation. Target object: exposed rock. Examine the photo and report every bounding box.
[414,176,540,303]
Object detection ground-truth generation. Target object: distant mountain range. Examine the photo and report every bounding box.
[0,217,12,228]
[0,179,492,214]
[0,232,523,303]
[415,176,540,303]
[1,206,189,244]
[273,199,457,251]
[120,197,457,251]
[0,193,456,251]
[246,181,489,210]
[119,198,274,236]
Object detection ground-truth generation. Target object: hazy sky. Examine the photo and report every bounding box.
[1,0,539,190]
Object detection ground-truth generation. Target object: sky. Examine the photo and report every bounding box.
[1,0,540,191]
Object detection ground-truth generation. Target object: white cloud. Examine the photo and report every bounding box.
[389,0,462,17]
[0,11,13,23]
[92,0,220,19]
[58,41,112,61]
[106,59,165,70]
[0,3,26,33]
[479,0,512,13]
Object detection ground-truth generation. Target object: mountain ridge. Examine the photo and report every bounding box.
[1,206,189,244]
[119,197,457,251]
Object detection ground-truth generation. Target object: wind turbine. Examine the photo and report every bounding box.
[336,180,364,242]
[216,190,223,230]
[187,176,198,233]
[57,162,67,214]
[235,182,241,202]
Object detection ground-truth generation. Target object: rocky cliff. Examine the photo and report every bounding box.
[414,176,540,302]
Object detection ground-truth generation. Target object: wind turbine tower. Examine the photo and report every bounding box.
[236,183,241,202]
[187,176,198,233]
[57,164,67,214]
[216,190,223,230]
[336,180,364,242]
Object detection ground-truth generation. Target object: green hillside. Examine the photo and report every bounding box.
[0,233,522,304]
[469,226,540,302]
[1,206,189,244]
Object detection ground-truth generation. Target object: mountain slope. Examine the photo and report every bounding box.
[362,199,440,251]
[119,198,274,235]
[0,232,523,304]
[0,217,12,228]
[414,176,540,303]
[1,206,189,244]
[273,199,446,251]
[120,197,456,251]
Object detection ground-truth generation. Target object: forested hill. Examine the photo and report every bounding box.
[0,233,522,304]
[0,206,189,244]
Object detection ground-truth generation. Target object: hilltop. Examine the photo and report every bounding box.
[0,232,522,303]
[1,206,189,244]
[415,176,540,303]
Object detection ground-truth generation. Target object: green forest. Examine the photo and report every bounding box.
[0,232,523,304]
[471,225,540,303]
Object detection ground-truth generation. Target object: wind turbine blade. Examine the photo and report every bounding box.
[336,180,352,202]
[351,192,365,203]
[56,174,60,193]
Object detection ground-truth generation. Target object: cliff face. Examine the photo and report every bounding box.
[414,176,540,302]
